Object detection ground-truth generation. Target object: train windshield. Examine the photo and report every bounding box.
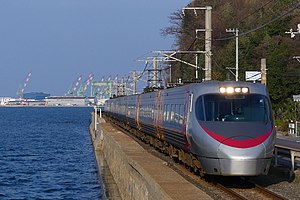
[196,94,270,122]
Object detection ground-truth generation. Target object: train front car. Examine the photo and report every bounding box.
[189,82,276,176]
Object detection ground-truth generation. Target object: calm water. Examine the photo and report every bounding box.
[0,107,104,199]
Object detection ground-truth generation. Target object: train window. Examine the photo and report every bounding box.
[177,105,181,124]
[173,105,177,124]
[164,105,166,121]
[175,105,179,124]
[170,104,174,121]
[166,104,170,121]
[179,105,184,124]
[140,106,144,117]
[146,105,149,117]
[175,105,178,124]
[196,97,205,121]
[171,104,175,122]
[151,104,154,118]
[196,94,269,122]
[170,111,175,122]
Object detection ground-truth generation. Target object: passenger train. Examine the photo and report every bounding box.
[104,81,276,176]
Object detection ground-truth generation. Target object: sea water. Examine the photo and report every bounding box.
[0,107,104,199]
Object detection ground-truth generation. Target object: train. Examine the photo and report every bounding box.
[104,81,276,176]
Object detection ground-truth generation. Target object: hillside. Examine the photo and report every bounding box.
[162,0,300,126]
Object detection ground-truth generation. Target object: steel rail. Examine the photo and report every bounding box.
[214,183,248,200]
[253,184,287,200]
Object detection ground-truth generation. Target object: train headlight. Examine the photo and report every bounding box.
[234,87,242,93]
[219,87,226,93]
[219,87,249,94]
[242,87,249,93]
[226,87,234,94]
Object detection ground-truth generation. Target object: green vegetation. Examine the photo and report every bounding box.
[162,0,300,130]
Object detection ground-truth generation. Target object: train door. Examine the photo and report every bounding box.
[125,97,128,124]
[183,92,193,150]
[135,95,141,130]
[154,90,164,139]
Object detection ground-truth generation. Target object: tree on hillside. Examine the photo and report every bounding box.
[162,0,300,125]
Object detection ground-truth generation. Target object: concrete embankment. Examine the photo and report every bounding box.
[90,112,212,200]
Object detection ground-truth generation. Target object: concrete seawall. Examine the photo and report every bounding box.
[90,112,212,200]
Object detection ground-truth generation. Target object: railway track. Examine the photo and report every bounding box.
[215,178,287,200]
[253,183,287,199]
[173,161,287,200]
[105,116,287,200]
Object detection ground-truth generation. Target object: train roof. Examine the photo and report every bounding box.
[107,81,268,101]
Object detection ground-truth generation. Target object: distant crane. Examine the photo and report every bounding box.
[66,75,82,96]
[91,76,113,98]
[16,71,32,99]
[77,73,94,96]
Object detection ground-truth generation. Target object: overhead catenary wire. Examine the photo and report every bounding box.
[238,0,276,24]
[163,37,199,71]
[169,1,280,64]
[137,61,149,80]
[214,2,300,41]
[139,2,300,83]
[155,1,300,85]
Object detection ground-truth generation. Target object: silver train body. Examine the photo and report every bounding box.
[105,81,276,176]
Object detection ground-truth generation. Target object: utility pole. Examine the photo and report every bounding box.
[182,6,212,81]
[194,33,200,80]
[148,57,162,89]
[153,57,158,88]
[205,6,212,81]
[169,65,172,85]
[132,70,137,95]
[137,56,163,89]
[121,77,125,96]
[226,28,239,81]
[286,24,300,135]
[129,70,144,95]
[261,58,267,85]
[115,80,119,97]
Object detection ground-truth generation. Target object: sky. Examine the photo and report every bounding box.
[0,0,191,97]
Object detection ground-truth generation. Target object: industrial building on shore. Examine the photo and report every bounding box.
[45,96,96,107]
[1,94,98,107]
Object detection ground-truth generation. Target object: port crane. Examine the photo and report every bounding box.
[77,73,94,96]
[16,71,32,99]
[66,75,82,96]
[91,76,113,98]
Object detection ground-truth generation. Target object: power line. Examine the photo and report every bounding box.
[238,0,275,24]
[215,3,300,41]
[137,61,149,80]
[162,37,198,72]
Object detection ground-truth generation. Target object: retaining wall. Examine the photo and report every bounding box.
[90,112,211,200]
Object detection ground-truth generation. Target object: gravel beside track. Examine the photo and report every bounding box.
[250,169,300,200]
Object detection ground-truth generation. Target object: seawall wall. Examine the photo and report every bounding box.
[90,112,211,200]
